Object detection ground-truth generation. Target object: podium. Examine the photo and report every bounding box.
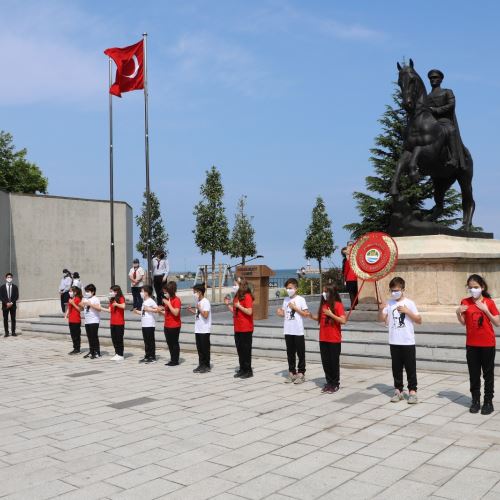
[236,265,275,320]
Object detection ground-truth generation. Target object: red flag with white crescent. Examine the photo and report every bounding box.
[104,40,144,97]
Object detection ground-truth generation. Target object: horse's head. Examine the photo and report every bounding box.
[397,59,425,114]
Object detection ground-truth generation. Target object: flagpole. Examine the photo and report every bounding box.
[109,57,116,286]
[143,32,152,285]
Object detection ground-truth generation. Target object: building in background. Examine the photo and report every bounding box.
[0,191,133,317]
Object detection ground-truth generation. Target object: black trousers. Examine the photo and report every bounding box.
[131,287,143,310]
[234,331,253,373]
[60,292,69,313]
[142,327,156,359]
[284,335,306,374]
[466,345,495,402]
[164,327,180,363]
[69,322,81,351]
[195,333,211,368]
[153,276,164,303]
[345,281,358,309]
[390,344,417,392]
[3,306,16,334]
[85,323,100,355]
[110,325,125,356]
[320,341,341,387]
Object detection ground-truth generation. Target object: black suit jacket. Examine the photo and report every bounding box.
[0,284,19,309]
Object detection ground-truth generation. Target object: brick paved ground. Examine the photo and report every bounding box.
[1,336,500,499]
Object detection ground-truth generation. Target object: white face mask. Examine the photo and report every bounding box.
[286,288,296,298]
[109,291,116,298]
[322,292,328,301]
[469,287,482,299]
[232,285,239,293]
[193,292,199,301]
[391,290,402,300]
[84,292,91,299]
[6,278,12,283]
[140,292,145,299]
[69,291,74,298]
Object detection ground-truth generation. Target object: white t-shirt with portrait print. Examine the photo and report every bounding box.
[282,295,308,336]
[194,297,211,334]
[383,298,419,345]
[141,298,157,328]
[84,296,101,325]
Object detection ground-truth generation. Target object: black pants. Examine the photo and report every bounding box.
[320,341,341,387]
[60,292,69,313]
[466,345,495,402]
[131,287,143,310]
[3,306,16,334]
[142,327,156,359]
[345,281,358,309]
[390,344,417,392]
[111,325,124,356]
[69,322,81,351]
[153,276,164,303]
[85,323,100,355]
[164,327,180,363]
[234,331,253,373]
[195,333,211,368]
[284,335,306,374]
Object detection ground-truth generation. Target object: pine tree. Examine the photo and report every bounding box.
[135,190,168,261]
[344,86,462,239]
[304,196,335,291]
[193,166,230,301]
[229,195,257,265]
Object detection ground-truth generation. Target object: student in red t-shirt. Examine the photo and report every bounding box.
[457,274,500,415]
[65,286,82,355]
[224,278,254,379]
[104,285,126,361]
[161,281,182,366]
[310,285,347,394]
[342,242,358,310]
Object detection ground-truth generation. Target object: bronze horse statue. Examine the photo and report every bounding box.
[390,59,475,230]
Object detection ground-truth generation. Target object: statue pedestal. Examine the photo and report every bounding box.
[354,235,500,323]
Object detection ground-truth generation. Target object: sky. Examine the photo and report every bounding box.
[2,0,500,271]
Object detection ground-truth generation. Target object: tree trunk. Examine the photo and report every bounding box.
[242,255,246,265]
[318,259,322,293]
[211,252,216,302]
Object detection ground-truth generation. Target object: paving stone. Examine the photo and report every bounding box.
[274,451,343,480]
[427,445,483,469]
[228,472,296,499]
[433,467,500,499]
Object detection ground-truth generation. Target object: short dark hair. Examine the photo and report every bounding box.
[193,283,206,295]
[84,283,96,294]
[73,272,80,278]
[163,281,177,297]
[133,258,139,264]
[389,277,405,289]
[285,278,298,288]
[142,285,153,296]
[5,273,12,278]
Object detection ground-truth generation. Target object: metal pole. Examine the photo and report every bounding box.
[109,58,116,285]
[143,33,152,285]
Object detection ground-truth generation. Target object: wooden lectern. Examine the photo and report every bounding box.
[235,265,275,320]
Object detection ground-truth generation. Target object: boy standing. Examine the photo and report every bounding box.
[133,285,158,363]
[379,277,422,404]
[277,278,309,384]
[188,284,212,373]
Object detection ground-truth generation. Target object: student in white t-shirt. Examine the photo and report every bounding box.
[277,278,310,384]
[133,285,158,363]
[379,276,422,404]
[187,283,212,373]
[80,284,102,359]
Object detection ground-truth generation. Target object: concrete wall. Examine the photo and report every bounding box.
[1,191,133,307]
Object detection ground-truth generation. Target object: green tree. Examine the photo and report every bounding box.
[304,196,335,291]
[193,166,230,301]
[229,195,257,265]
[135,190,168,264]
[344,87,462,238]
[0,131,48,193]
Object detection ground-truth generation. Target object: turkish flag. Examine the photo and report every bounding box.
[104,40,144,97]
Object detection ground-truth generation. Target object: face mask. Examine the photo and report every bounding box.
[133,264,139,269]
[109,291,116,298]
[140,292,145,299]
[193,292,199,300]
[232,285,239,293]
[286,288,295,298]
[322,292,328,301]
[6,278,12,283]
[391,290,402,299]
[84,292,91,299]
[469,287,482,299]
[69,291,74,298]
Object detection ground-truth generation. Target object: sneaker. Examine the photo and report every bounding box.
[470,399,481,414]
[481,401,494,415]
[193,366,202,373]
[90,354,96,359]
[234,370,244,378]
[83,352,91,358]
[327,385,340,394]
[239,371,253,379]
[114,355,124,361]
[11,332,17,337]
[166,361,179,366]
[198,366,210,373]
[407,393,418,404]
[68,349,80,355]
[390,390,404,403]
[139,357,149,363]
[145,357,157,364]
[293,374,306,385]
[284,373,297,384]
[321,384,331,393]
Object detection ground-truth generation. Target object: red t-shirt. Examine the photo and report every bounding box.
[68,297,81,324]
[343,257,357,282]
[319,301,345,343]
[164,296,182,328]
[233,293,254,333]
[110,296,125,326]
[461,297,499,347]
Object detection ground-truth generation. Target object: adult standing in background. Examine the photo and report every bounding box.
[129,259,145,310]
[0,273,18,337]
[72,272,82,289]
[342,242,358,310]
[152,250,169,303]
[59,269,73,313]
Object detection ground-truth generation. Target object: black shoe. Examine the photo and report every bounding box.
[198,366,210,374]
[145,357,157,364]
[4,333,9,337]
[470,399,481,414]
[239,371,253,379]
[139,357,149,363]
[193,365,202,373]
[90,354,96,359]
[11,332,17,337]
[83,352,91,358]
[481,401,494,415]
[234,370,244,378]
[166,361,179,366]
[68,349,80,355]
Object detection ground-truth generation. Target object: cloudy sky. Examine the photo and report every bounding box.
[2,0,500,270]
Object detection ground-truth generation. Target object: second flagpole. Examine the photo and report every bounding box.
[143,32,152,285]
[109,57,116,286]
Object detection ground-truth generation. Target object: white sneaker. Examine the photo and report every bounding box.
[111,354,124,361]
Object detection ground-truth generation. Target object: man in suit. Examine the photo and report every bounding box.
[0,273,19,337]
